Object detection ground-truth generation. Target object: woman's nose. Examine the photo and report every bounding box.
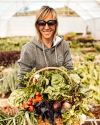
[44,24,49,29]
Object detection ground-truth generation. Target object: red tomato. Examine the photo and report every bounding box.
[28,106,34,112]
[27,101,32,106]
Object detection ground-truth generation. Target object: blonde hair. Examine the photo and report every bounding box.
[35,6,58,40]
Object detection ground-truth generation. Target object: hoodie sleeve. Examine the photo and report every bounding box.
[17,43,35,81]
[63,41,73,70]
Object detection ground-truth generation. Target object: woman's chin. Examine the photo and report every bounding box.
[43,34,54,39]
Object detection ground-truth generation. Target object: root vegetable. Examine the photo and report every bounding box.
[61,102,71,112]
[53,101,61,111]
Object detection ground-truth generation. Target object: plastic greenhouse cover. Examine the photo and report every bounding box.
[0,0,100,20]
[68,0,100,20]
[0,2,30,20]
[0,1,68,20]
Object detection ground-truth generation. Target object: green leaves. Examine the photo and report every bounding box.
[7,63,100,124]
[8,85,41,107]
[0,110,37,125]
[44,73,71,100]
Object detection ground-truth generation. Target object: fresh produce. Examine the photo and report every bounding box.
[0,64,100,125]
[61,101,72,112]
[9,86,43,107]
[53,101,61,111]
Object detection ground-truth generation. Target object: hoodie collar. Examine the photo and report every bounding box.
[31,35,63,50]
[53,35,63,47]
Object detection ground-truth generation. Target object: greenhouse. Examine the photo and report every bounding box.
[0,0,100,125]
[0,0,100,39]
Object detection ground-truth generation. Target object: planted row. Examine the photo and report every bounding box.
[0,51,20,67]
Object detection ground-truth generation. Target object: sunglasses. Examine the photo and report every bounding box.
[36,20,57,26]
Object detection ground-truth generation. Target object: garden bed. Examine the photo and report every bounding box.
[0,51,20,67]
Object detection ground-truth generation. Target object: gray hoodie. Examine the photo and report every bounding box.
[17,35,73,80]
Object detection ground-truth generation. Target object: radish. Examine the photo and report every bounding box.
[53,101,61,111]
[61,101,72,112]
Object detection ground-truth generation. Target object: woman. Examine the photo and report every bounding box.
[17,6,73,88]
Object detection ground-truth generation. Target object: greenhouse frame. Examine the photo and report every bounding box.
[0,0,100,39]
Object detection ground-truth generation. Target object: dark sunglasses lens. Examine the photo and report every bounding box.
[37,20,46,26]
[36,20,57,26]
[47,20,57,26]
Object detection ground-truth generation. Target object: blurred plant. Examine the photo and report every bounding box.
[0,36,31,51]
[93,41,100,52]
[69,41,79,48]
[84,53,95,61]
[0,64,18,96]
[64,32,76,41]
[77,36,94,43]
[0,51,20,67]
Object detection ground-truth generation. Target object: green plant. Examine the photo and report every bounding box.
[0,64,18,95]
[64,32,76,41]
[0,37,31,51]
[84,53,95,61]
[69,41,79,48]
[93,41,100,52]
[8,64,100,125]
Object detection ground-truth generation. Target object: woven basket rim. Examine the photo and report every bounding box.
[28,67,71,85]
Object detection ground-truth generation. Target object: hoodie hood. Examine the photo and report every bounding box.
[31,35,63,50]
[30,35,63,67]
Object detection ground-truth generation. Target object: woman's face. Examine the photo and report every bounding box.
[37,13,57,41]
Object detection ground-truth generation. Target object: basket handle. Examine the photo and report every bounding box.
[28,67,72,85]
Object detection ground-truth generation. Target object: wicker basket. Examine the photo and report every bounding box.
[28,67,71,85]
[1,67,100,125]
